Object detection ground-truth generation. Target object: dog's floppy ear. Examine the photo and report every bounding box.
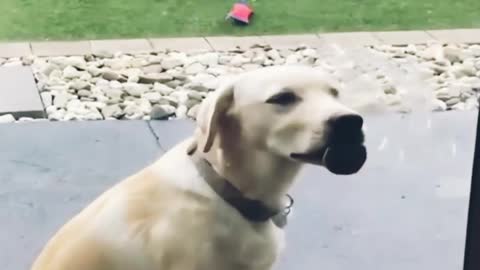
[195,80,235,153]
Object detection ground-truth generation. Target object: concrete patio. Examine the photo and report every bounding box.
[0,110,475,270]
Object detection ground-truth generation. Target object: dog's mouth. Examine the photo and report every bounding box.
[290,144,367,175]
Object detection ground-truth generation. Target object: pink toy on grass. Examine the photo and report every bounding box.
[226,0,254,25]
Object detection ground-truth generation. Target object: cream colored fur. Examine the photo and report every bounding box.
[31,65,363,270]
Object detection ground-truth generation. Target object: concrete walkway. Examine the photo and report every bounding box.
[2,28,480,57]
[0,111,476,270]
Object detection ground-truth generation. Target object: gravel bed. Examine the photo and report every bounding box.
[1,42,480,123]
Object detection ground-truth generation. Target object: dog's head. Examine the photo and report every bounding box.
[194,65,367,175]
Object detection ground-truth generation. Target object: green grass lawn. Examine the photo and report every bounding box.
[1,0,480,41]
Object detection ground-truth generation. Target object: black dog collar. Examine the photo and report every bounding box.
[190,152,293,227]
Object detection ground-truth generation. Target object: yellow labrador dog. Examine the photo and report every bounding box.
[31,65,367,270]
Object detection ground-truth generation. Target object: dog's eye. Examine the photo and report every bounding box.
[265,91,298,105]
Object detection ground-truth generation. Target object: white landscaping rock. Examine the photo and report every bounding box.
[104,58,131,70]
[252,54,267,65]
[137,98,152,114]
[285,54,302,65]
[468,45,480,57]
[445,98,461,107]
[50,56,87,70]
[48,108,66,121]
[196,53,219,66]
[41,92,53,107]
[187,91,204,102]
[301,48,318,58]
[153,83,175,95]
[150,104,175,120]
[63,66,82,79]
[142,64,164,74]
[124,113,144,120]
[0,114,15,123]
[123,83,148,97]
[451,62,476,78]
[102,71,127,82]
[138,73,173,84]
[443,46,465,63]
[25,42,480,123]
[78,90,92,98]
[109,80,122,89]
[230,55,250,67]
[219,55,233,65]
[54,92,74,108]
[186,82,208,92]
[451,102,466,111]
[128,74,140,83]
[102,87,124,100]
[123,101,142,116]
[418,44,444,61]
[175,105,188,119]
[185,62,206,75]
[187,104,201,119]
[148,55,165,64]
[70,80,90,90]
[3,61,23,67]
[161,56,184,69]
[431,99,447,111]
[266,49,281,60]
[17,117,35,123]
[142,92,162,103]
[101,104,123,119]
[94,50,114,59]
[242,64,261,71]
[86,66,102,76]
[465,97,479,110]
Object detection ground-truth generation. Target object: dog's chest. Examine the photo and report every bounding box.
[94,182,284,270]
[204,205,285,269]
[148,200,284,270]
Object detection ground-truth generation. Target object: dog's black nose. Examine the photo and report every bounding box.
[331,114,363,132]
[328,114,364,145]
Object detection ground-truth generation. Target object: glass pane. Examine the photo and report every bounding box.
[0,35,477,270]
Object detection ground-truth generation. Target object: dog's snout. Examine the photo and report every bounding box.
[328,114,364,145]
[330,114,363,132]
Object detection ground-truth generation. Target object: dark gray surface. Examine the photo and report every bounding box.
[0,111,476,270]
[0,120,161,270]
[0,66,45,119]
[149,119,196,150]
[280,111,475,270]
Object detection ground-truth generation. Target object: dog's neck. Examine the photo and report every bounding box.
[202,140,302,209]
